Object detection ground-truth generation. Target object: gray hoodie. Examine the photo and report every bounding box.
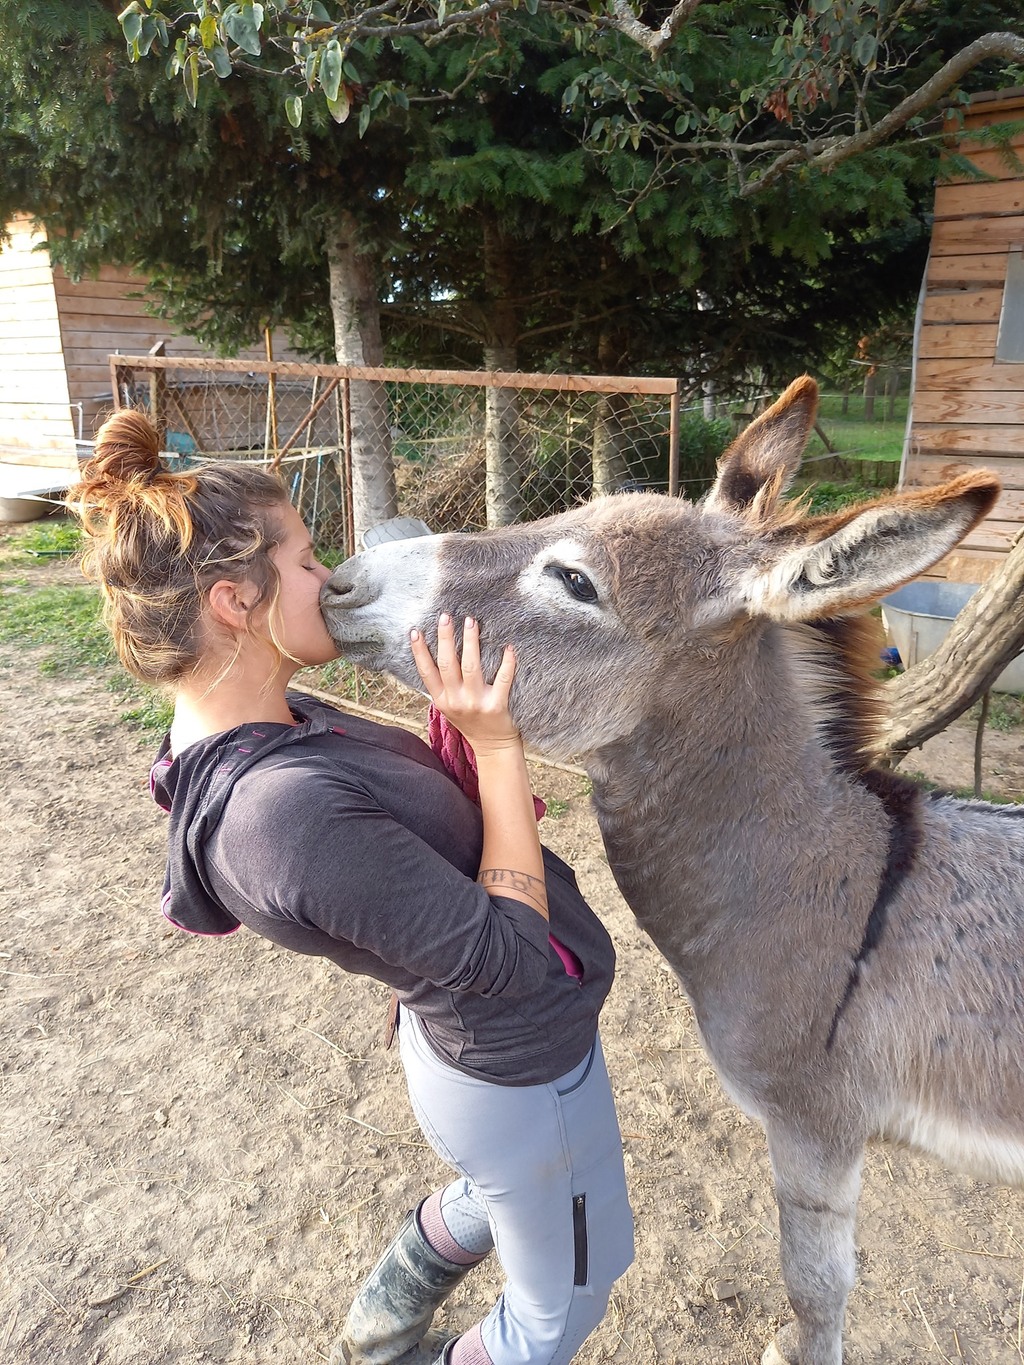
[149,693,615,1085]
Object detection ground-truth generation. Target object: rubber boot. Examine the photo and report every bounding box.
[333,1201,477,1364]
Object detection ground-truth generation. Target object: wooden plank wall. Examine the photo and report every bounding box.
[0,218,78,467]
[54,260,192,441]
[905,88,1024,582]
[53,266,297,442]
[1,215,302,467]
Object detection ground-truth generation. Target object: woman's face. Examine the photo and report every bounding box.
[267,502,339,669]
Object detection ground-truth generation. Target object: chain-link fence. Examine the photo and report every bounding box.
[110,355,706,558]
[102,356,900,724]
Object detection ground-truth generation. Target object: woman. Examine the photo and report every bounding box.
[69,409,633,1365]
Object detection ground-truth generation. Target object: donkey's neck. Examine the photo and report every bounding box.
[584,624,892,972]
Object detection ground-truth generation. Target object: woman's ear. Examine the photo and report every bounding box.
[207,578,256,631]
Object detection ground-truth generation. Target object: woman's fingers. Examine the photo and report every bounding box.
[409,630,440,693]
[492,644,516,699]
[433,612,460,682]
[460,617,482,680]
[410,614,513,705]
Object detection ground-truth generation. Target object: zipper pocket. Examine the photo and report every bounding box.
[572,1193,588,1286]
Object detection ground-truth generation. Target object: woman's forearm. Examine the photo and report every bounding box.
[474,743,549,922]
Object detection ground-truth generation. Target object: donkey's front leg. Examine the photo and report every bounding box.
[760,1126,863,1365]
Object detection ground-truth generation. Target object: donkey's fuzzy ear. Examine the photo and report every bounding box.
[737,473,1000,622]
[704,375,818,522]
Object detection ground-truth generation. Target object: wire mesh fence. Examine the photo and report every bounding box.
[110,355,705,557]
[106,356,901,720]
[108,354,706,718]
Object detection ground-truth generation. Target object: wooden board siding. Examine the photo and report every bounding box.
[52,269,300,442]
[904,89,1024,582]
[2,217,302,464]
[0,219,77,466]
[54,261,180,438]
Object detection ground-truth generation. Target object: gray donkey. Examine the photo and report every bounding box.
[320,376,1024,1365]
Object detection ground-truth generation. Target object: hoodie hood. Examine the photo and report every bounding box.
[149,695,348,935]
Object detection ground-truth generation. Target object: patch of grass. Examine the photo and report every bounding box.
[117,684,174,736]
[0,515,81,566]
[543,797,571,820]
[0,576,172,733]
[300,658,371,706]
[811,392,908,464]
[798,480,879,515]
[20,518,82,560]
[0,582,113,674]
[906,772,1021,805]
[315,544,347,570]
[818,392,909,423]
[968,693,1024,732]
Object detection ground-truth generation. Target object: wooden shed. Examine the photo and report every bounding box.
[0,215,290,517]
[903,87,1024,583]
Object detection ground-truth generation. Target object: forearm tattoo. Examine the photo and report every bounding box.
[478,869,549,913]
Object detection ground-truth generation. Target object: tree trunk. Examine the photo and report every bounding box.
[325,210,396,547]
[591,327,630,497]
[884,369,899,422]
[482,221,524,527]
[875,531,1024,765]
[484,342,524,526]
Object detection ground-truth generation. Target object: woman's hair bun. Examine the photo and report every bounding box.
[86,409,162,487]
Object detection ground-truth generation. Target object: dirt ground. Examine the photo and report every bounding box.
[3,565,1024,1365]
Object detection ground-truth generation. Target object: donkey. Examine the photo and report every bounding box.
[319,376,1024,1365]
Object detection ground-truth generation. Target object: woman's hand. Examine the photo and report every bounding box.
[410,614,519,757]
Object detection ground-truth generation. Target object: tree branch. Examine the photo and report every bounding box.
[876,528,1024,764]
[606,0,704,58]
[742,31,1024,197]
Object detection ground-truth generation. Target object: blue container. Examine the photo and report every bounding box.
[880,580,1024,695]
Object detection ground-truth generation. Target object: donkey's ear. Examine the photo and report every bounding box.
[703,375,818,522]
[736,473,1000,622]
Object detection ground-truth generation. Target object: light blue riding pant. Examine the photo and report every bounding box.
[398,1008,634,1365]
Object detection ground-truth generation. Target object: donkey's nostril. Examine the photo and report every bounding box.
[320,582,352,610]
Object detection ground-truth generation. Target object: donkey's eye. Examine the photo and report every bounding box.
[549,565,598,604]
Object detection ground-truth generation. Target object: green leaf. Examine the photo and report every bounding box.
[525,0,540,12]
[285,94,304,127]
[121,10,143,44]
[342,59,362,84]
[199,14,219,49]
[183,50,199,106]
[358,103,371,138]
[223,6,262,56]
[211,45,233,78]
[305,51,320,91]
[320,39,343,102]
[854,34,877,67]
[310,2,332,18]
[138,16,160,56]
[325,87,351,123]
